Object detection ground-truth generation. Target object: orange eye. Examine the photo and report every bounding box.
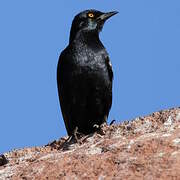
[88,13,94,18]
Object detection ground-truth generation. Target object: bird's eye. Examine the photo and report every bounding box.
[88,13,94,18]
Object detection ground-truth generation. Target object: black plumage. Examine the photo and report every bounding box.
[57,9,118,136]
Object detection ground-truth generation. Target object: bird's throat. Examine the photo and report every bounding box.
[70,30,100,45]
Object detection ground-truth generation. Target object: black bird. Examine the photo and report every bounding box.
[57,9,118,136]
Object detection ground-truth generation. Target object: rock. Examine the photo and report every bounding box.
[0,107,180,179]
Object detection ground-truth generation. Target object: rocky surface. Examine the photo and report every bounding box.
[0,107,180,179]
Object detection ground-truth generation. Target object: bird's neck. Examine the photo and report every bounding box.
[69,30,101,45]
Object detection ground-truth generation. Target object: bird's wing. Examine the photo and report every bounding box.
[105,56,113,82]
[57,51,73,135]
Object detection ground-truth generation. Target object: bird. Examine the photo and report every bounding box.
[57,9,118,136]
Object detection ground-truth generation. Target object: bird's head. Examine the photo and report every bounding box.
[69,9,118,43]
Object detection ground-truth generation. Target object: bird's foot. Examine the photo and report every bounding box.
[93,122,107,135]
[68,127,85,144]
[93,124,100,129]
[73,127,82,144]
[66,135,74,143]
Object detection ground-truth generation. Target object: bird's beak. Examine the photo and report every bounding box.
[97,11,118,22]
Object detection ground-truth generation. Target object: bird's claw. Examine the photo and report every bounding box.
[110,119,116,125]
[93,122,107,135]
[93,124,100,129]
[67,127,85,145]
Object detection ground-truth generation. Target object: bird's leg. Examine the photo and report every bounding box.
[73,126,79,143]
[73,127,87,144]
[66,127,79,144]
[93,116,108,135]
[66,127,80,143]
[66,127,88,145]
[66,135,74,143]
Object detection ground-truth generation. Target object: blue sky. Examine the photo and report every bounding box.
[0,1,180,153]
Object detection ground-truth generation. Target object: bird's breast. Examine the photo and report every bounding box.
[72,50,108,78]
[61,42,111,84]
